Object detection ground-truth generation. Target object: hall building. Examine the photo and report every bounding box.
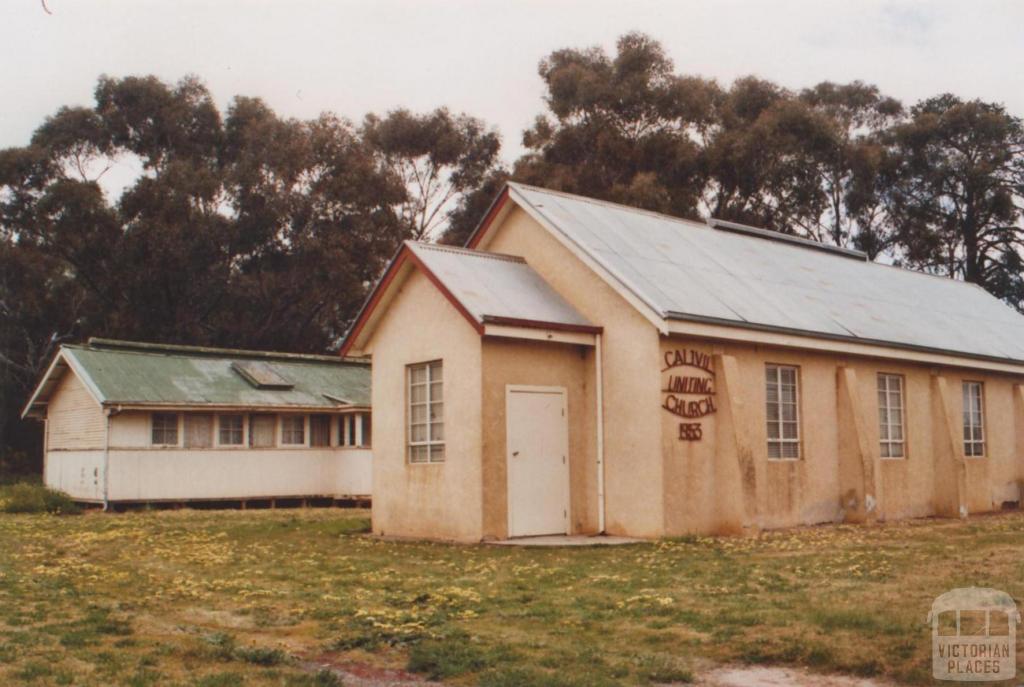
[341,182,1024,541]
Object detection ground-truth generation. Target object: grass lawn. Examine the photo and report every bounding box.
[1,507,1023,686]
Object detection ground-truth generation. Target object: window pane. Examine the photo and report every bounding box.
[890,443,904,458]
[429,445,445,463]
[152,413,178,445]
[409,445,428,463]
[429,402,443,422]
[219,414,244,445]
[782,403,796,423]
[410,384,427,404]
[880,442,890,458]
[767,441,781,459]
[410,423,427,442]
[428,361,442,379]
[281,416,305,445]
[782,442,800,459]
[410,404,427,424]
[782,422,798,439]
[410,365,427,385]
[766,421,779,439]
[430,421,444,441]
[430,381,443,402]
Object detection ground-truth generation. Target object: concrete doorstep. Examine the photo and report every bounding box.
[486,534,644,547]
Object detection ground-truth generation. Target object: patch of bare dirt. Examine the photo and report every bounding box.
[697,666,898,687]
[300,656,442,687]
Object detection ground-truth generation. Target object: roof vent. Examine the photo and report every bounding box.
[231,361,294,389]
[707,218,868,261]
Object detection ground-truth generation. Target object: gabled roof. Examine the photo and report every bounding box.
[340,241,598,355]
[22,338,370,418]
[468,182,1024,368]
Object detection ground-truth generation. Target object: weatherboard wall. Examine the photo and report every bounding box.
[45,370,105,450]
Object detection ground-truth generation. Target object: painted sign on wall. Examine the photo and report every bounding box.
[661,349,716,441]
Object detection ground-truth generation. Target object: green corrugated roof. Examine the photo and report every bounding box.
[60,339,370,409]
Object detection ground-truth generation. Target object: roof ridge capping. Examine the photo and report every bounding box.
[508,181,709,230]
[707,218,868,261]
[85,338,366,364]
[407,241,526,264]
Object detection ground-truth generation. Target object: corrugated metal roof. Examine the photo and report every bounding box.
[406,241,595,329]
[53,339,370,409]
[508,182,1024,364]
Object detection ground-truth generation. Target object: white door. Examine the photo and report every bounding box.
[506,386,570,538]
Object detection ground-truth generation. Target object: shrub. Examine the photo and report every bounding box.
[407,636,492,679]
[0,483,80,515]
[235,646,287,666]
[284,669,343,687]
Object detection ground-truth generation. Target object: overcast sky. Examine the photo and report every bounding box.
[3,0,1024,166]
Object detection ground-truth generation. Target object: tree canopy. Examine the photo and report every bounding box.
[4,34,1024,472]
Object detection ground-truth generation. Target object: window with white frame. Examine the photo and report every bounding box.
[765,364,800,459]
[963,381,985,457]
[408,361,444,463]
[340,414,357,447]
[151,412,179,446]
[877,374,905,458]
[219,414,244,446]
[281,415,306,445]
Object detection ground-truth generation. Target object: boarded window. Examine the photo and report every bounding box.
[151,412,179,446]
[963,381,985,457]
[765,364,800,460]
[250,414,276,448]
[310,415,331,447]
[184,414,214,449]
[878,374,905,459]
[281,415,305,445]
[408,361,444,463]
[219,415,244,446]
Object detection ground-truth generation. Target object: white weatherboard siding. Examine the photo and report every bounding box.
[45,450,105,501]
[105,448,371,501]
[46,372,104,450]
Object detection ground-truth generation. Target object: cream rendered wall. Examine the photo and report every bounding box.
[364,268,484,542]
[484,207,664,537]
[480,338,597,539]
[663,336,1024,534]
